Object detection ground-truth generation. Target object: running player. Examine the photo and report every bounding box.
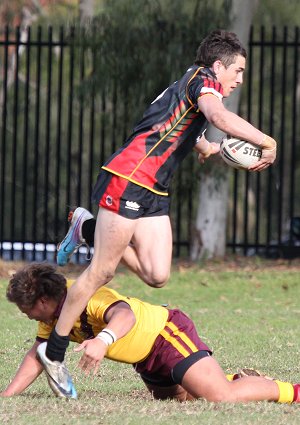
[42,30,277,392]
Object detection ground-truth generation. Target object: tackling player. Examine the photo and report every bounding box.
[1,263,299,405]
[0,263,300,403]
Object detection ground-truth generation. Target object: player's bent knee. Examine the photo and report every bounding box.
[146,279,167,288]
[143,270,170,288]
[145,383,193,402]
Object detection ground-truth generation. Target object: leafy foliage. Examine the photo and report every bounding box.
[254,0,300,28]
[0,0,230,248]
[72,0,231,118]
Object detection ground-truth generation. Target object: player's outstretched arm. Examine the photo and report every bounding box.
[74,302,136,376]
[198,95,277,171]
[0,341,43,397]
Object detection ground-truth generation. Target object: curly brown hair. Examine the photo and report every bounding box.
[7,263,67,308]
[195,29,247,68]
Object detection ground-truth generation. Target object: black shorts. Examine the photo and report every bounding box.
[140,350,212,387]
[92,169,170,219]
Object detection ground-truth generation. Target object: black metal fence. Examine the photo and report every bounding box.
[228,27,300,258]
[0,26,299,263]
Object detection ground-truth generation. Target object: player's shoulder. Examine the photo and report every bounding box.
[186,66,223,104]
[66,279,74,288]
[94,285,120,300]
[186,66,221,91]
[185,66,214,81]
[86,286,122,315]
[199,68,222,91]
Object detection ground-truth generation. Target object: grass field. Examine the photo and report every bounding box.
[1,258,300,424]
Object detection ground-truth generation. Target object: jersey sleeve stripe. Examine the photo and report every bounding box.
[199,86,223,100]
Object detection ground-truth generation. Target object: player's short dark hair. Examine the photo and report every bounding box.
[7,263,66,308]
[195,29,247,68]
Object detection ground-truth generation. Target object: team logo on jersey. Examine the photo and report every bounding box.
[125,201,140,211]
[106,195,113,206]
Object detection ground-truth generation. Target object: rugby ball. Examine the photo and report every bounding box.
[220,136,262,170]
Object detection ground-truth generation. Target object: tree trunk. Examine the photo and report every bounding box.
[190,164,229,260]
[79,0,95,24]
[191,0,259,261]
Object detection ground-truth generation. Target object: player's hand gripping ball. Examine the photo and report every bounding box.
[220,136,262,170]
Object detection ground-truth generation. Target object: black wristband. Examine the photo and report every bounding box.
[46,328,69,362]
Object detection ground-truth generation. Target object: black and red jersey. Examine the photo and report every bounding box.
[102,66,223,195]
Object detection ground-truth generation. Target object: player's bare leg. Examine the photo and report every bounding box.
[121,215,172,287]
[57,208,172,288]
[43,208,167,396]
[54,207,138,338]
[180,356,298,403]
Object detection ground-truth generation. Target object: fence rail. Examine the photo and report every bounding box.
[0,26,299,263]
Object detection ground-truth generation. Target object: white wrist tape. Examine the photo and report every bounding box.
[260,134,277,151]
[96,328,117,346]
[195,128,207,144]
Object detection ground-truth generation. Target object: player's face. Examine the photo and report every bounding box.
[19,298,55,324]
[214,54,246,97]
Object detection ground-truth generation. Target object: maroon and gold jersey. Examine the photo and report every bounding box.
[36,282,211,380]
[102,66,223,195]
[37,282,169,363]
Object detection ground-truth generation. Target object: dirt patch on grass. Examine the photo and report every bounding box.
[173,256,300,273]
[0,259,87,279]
[1,256,300,281]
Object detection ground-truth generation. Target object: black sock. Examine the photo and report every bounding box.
[46,328,69,362]
[82,218,96,247]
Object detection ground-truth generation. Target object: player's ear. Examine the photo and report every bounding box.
[212,60,223,75]
[39,297,48,307]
